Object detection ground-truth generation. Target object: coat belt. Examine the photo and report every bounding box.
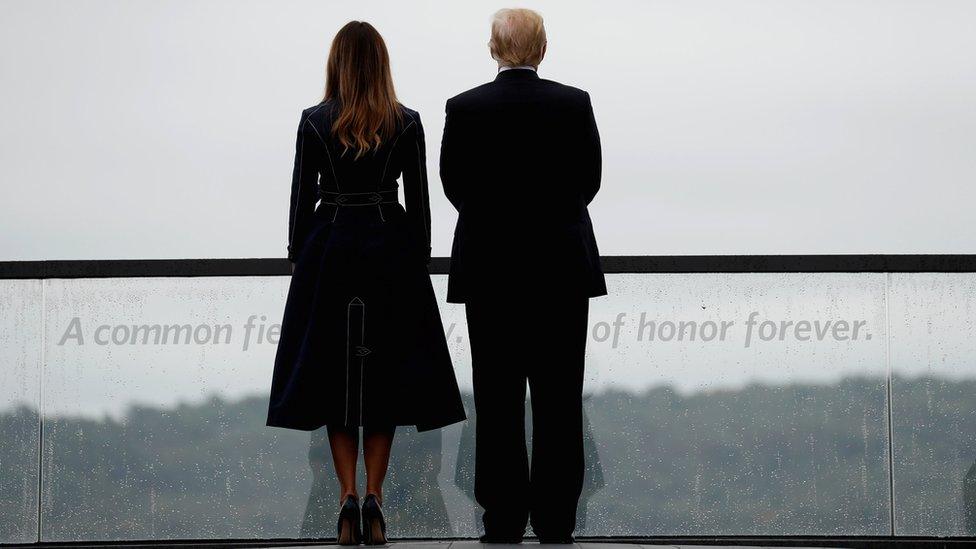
[319,190,398,206]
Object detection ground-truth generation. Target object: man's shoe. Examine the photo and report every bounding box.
[479,533,524,543]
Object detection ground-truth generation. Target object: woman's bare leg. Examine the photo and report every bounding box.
[327,424,360,503]
[363,426,395,502]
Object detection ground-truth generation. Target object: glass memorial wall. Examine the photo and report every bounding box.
[888,273,976,536]
[1,272,975,543]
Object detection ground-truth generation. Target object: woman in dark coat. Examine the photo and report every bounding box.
[266,21,466,545]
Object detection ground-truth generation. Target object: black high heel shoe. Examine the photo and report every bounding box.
[336,494,362,545]
[361,493,387,545]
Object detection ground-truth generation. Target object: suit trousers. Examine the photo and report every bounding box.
[465,294,590,539]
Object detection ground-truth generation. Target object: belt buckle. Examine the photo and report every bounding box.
[336,192,382,206]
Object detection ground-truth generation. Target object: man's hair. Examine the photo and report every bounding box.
[489,8,546,67]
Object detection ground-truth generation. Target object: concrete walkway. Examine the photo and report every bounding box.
[268,541,841,549]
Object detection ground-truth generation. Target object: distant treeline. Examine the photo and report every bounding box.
[1,375,974,542]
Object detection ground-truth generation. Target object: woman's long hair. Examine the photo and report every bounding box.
[323,21,403,159]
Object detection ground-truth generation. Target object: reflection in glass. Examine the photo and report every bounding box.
[8,272,976,539]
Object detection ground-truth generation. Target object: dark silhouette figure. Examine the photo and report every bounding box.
[269,21,465,544]
[439,10,605,542]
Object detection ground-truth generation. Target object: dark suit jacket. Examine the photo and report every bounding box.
[439,68,607,303]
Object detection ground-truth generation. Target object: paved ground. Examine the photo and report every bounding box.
[268,541,840,549]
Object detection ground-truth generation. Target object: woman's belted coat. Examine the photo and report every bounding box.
[266,100,466,432]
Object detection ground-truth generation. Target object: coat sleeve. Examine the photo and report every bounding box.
[579,91,602,205]
[286,108,321,263]
[439,98,464,211]
[401,112,432,264]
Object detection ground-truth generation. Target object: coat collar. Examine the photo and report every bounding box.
[494,67,540,82]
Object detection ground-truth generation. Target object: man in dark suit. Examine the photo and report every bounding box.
[439,8,606,543]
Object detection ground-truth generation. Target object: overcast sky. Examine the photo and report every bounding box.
[2,0,975,261]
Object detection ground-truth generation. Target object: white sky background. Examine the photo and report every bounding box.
[1,0,975,261]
